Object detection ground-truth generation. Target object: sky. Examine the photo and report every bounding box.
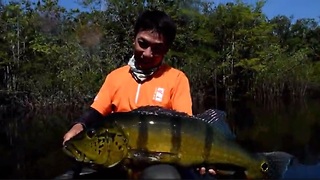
[222,0,320,21]
[58,0,320,22]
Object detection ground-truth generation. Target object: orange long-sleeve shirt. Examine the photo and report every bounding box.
[91,64,193,116]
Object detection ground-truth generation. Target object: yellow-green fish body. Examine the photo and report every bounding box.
[63,106,293,179]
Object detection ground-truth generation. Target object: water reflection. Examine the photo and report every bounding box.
[284,162,320,178]
[0,108,74,178]
[0,99,320,178]
[227,98,320,165]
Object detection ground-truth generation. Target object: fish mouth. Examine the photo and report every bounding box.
[63,144,93,163]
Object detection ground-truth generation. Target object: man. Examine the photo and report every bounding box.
[63,9,214,179]
[63,9,192,143]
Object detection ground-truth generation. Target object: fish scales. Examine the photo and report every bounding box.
[63,106,294,179]
[102,110,259,167]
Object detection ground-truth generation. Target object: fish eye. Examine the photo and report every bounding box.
[87,129,96,138]
[261,162,269,172]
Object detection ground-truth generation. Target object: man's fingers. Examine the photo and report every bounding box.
[197,167,216,176]
[62,125,83,145]
[63,133,72,145]
[63,131,77,145]
[200,167,206,175]
[208,169,216,175]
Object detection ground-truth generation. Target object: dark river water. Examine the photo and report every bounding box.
[1,98,320,179]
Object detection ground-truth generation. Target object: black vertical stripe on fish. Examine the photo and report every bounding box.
[137,115,148,150]
[170,117,182,155]
[204,124,214,161]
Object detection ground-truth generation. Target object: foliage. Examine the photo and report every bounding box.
[0,0,319,111]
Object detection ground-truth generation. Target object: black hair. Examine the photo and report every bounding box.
[134,10,177,47]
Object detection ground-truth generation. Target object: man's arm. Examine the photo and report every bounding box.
[90,74,115,116]
[171,72,193,116]
[63,74,114,144]
[74,73,115,127]
[72,107,104,128]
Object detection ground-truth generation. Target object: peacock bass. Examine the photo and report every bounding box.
[63,106,293,179]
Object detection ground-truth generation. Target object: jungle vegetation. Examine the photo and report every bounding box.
[1,0,320,113]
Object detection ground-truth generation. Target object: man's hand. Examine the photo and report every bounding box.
[63,123,84,145]
[197,167,216,176]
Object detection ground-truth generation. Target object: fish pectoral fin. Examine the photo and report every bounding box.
[215,169,236,176]
[128,150,179,163]
[148,151,180,162]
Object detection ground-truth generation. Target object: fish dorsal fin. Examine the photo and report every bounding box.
[196,109,226,124]
[131,105,190,117]
[132,106,235,139]
[195,109,236,140]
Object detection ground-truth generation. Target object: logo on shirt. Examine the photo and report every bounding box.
[153,87,165,102]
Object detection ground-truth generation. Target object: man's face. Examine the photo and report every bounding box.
[133,30,169,70]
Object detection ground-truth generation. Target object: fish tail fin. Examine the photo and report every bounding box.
[260,151,295,179]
